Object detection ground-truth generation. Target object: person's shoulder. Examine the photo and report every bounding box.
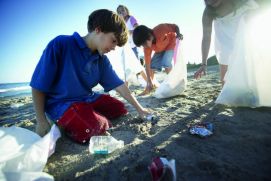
[153,23,174,32]
[54,34,74,45]
[154,23,172,29]
[47,34,72,48]
[203,7,215,23]
[129,15,137,21]
[154,23,164,28]
[153,24,164,31]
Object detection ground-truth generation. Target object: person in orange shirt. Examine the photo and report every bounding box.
[133,24,183,95]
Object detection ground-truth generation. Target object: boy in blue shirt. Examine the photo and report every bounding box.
[30,9,150,143]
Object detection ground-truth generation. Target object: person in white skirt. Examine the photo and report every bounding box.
[194,0,258,85]
[116,5,147,87]
[194,0,271,107]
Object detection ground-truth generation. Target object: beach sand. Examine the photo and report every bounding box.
[1,65,271,180]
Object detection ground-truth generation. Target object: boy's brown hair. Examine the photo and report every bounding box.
[87,9,128,46]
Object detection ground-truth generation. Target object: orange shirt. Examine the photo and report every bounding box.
[144,23,177,65]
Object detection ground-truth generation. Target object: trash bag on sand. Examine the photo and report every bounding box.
[0,124,61,181]
[216,10,271,107]
[154,40,187,98]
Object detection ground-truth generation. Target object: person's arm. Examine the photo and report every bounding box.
[129,16,138,34]
[115,84,150,118]
[32,88,51,136]
[201,10,213,66]
[194,8,213,79]
[144,48,154,92]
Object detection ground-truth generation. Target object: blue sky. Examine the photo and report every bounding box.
[0,0,213,83]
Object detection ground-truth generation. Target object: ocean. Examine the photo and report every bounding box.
[0,82,31,98]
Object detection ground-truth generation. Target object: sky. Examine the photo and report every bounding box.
[0,0,214,83]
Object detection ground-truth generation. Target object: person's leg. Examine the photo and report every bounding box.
[140,57,144,66]
[150,52,163,87]
[150,52,163,71]
[161,50,174,74]
[219,64,228,86]
[132,47,139,59]
[57,102,110,143]
[140,70,148,82]
[91,94,128,119]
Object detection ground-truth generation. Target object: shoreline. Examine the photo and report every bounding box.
[1,65,271,180]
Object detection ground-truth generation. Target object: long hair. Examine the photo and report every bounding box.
[117,5,130,16]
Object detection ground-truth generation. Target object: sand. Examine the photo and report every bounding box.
[1,65,271,181]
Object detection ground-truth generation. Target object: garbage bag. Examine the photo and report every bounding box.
[0,124,61,181]
[154,40,187,98]
[216,9,271,107]
[106,43,144,83]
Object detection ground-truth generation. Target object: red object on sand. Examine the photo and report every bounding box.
[148,157,176,181]
[149,157,164,180]
[57,95,127,143]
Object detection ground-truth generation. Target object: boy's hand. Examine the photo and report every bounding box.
[194,65,207,79]
[177,33,183,40]
[139,80,155,96]
[137,107,151,119]
[35,119,51,136]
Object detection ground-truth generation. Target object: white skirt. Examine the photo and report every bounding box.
[216,7,271,107]
[214,0,258,65]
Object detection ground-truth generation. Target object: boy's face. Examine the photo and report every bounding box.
[143,35,154,48]
[96,31,118,54]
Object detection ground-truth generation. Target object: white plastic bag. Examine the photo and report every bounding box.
[0,124,61,181]
[107,43,144,82]
[154,40,187,98]
[216,10,271,107]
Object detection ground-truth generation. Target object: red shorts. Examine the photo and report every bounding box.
[57,94,127,143]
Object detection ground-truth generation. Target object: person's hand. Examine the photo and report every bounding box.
[35,119,51,137]
[177,33,183,40]
[137,107,151,119]
[139,80,154,96]
[194,65,207,79]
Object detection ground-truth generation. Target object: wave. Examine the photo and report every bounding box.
[0,86,31,93]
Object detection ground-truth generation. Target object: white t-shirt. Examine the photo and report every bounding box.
[126,16,138,48]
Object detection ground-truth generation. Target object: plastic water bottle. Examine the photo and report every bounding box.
[89,136,124,154]
[145,114,155,121]
[144,114,158,125]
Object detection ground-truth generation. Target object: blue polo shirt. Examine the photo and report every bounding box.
[30,32,124,121]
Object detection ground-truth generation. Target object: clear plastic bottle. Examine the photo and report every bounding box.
[89,136,124,154]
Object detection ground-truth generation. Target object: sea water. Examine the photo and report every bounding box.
[0,82,31,98]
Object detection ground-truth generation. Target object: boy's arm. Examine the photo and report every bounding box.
[32,88,51,136]
[115,84,150,118]
[143,48,154,93]
[144,48,153,83]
